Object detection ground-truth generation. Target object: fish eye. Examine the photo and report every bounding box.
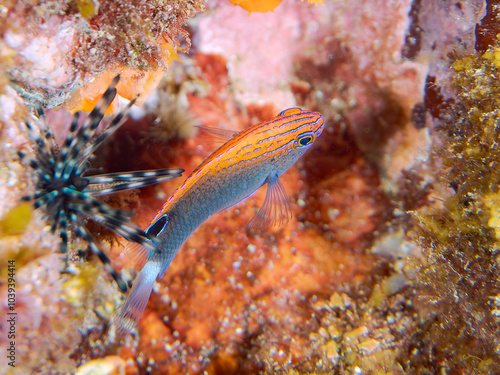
[146,215,168,237]
[297,133,314,147]
[299,136,312,146]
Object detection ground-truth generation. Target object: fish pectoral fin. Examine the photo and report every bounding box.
[247,176,293,232]
[278,107,303,117]
[195,125,239,149]
[124,242,151,269]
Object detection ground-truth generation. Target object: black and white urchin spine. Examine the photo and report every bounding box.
[18,75,183,292]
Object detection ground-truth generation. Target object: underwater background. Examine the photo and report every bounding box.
[1,0,499,373]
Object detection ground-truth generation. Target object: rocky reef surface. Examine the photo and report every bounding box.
[1,0,498,374]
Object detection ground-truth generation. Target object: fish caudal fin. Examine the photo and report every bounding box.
[113,261,161,332]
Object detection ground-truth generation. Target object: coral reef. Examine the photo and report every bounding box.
[1,0,499,374]
[3,0,206,111]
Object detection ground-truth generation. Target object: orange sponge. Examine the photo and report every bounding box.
[65,66,165,114]
[229,0,283,13]
[229,0,323,13]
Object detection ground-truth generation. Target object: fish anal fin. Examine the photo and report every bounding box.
[247,176,293,232]
[125,241,151,269]
[196,125,238,150]
[278,108,303,117]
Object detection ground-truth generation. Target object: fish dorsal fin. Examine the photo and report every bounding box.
[278,108,303,117]
[196,125,238,150]
[247,176,293,232]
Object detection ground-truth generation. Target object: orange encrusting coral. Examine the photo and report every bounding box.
[65,65,171,114]
[229,0,323,13]
[71,33,184,112]
[66,37,181,113]
[229,0,283,13]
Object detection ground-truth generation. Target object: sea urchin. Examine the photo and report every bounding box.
[17,75,183,292]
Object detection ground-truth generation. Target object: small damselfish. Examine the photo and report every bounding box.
[114,107,325,329]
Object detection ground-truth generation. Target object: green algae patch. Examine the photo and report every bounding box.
[409,44,500,371]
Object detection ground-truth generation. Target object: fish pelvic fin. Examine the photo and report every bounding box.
[247,176,292,232]
[113,261,161,332]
